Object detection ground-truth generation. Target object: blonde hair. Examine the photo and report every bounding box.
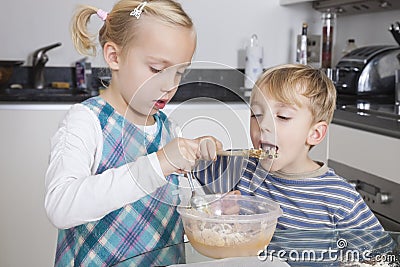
[254,64,337,124]
[71,0,194,57]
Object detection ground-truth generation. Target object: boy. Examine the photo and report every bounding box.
[196,64,383,231]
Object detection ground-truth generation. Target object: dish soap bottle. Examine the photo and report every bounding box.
[342,39,357,56]
[244,34,263,89]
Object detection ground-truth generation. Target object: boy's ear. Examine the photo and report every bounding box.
[307,121,328,146]
[103,42,120,70]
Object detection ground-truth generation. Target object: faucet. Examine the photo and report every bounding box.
[32,42,62,89]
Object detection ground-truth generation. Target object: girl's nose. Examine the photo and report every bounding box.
[160,70,179,93]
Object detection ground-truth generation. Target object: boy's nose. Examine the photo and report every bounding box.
[258,114,274,133]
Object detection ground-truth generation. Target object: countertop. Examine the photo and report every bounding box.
[334,94,400,139]
[1,89,399,139]
[333,107,400,139]
[0,82,248,104]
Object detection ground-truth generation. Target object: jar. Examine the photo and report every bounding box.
[321,12,336,68]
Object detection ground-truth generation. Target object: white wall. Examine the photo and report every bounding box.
[0,0,398,68]
[0,0,318,68]
[334,10,400,64]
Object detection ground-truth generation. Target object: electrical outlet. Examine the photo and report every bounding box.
[297,34,321,64]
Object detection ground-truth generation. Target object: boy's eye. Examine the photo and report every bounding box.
[277,115,290,120]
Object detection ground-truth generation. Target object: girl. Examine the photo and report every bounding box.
[44,1,221,266]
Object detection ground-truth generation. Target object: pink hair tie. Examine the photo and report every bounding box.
[97,9,108,21]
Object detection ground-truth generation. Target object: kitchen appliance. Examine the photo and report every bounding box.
[335,45,400,95]
[329,160,400,231]
[312,0,400,16]
[389,21,400,45]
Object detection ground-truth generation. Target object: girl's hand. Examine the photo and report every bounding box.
[195,136,223,161]
[156,136,222,176]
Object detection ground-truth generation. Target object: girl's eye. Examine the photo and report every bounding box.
[251,114,262,118]
[150,66,162,73]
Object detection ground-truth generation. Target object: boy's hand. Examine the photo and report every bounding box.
[156,136,222,176]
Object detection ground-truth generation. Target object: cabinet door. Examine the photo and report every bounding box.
[165,103,252,149]
[329,124,400,183]
[0,108,68,267]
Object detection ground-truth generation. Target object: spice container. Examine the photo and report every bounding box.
[321,12,336,68]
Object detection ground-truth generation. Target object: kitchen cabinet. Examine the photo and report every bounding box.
[165,102,252,149]
[0,105,68,267]
[279,0,314,5]
[0,102,252,266]
[328,123,400,230]
[329,124,399,183]
[0,101,329,266]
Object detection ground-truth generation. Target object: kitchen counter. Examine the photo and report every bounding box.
[1,89,398,139]
[332,94,400,139]
[333,106,400,139]
[0,83,248,104]
[0,88,92,103]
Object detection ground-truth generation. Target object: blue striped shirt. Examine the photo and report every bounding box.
[195,156,383,231]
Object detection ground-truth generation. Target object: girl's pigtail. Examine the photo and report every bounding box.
[70,5,100,56]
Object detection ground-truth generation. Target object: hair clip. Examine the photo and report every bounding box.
[130,1,147,19]
[97,9,108,21]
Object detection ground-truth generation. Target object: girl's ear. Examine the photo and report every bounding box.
[103,42,120,70]
[307,121,328,146]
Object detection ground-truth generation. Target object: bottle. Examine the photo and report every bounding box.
[75,57,92,92]
[342,39,357,56]
[321,12,336,68]
[244,34,264,89]
[299,23,308,65]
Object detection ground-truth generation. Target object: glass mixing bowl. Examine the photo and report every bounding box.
[177,194,282,259]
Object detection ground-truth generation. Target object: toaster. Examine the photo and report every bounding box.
[335,45,400,95]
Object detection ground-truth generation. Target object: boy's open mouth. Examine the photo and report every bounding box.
[261,142,278,152]
[260,142,279,159]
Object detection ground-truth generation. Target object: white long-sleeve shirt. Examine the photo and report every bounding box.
[45,104,197,229]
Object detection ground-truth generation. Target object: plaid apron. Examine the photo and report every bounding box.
[54,97,184,266]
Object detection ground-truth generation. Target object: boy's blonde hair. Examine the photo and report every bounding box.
[254,64,337,124]
[71,0,194,57]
